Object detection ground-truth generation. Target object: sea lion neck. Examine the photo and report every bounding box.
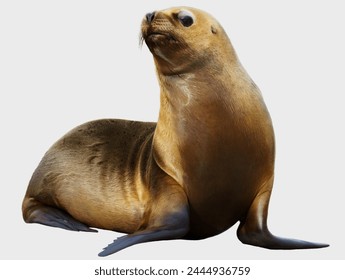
[152,55,271,186]
[153,64,241,180]
[155,56,250,112]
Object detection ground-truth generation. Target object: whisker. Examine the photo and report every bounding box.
[138,31,145,48]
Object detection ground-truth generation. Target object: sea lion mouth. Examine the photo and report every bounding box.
[144,31,176,42]
[142,30,178,52]
[147,32,168,38]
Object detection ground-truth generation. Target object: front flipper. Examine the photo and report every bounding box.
[98,224,188,256]
[237,178,329,249]
[98,187,190,257]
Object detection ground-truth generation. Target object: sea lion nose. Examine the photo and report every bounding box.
[146,12,155,23]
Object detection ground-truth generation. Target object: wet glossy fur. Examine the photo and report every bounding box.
[22,7,328,256]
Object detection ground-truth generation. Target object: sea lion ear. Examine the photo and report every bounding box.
[211,25,217,34]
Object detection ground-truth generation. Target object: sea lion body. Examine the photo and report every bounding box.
[24,120,157,233]
[22,7,328,256]
[154,72,275,239]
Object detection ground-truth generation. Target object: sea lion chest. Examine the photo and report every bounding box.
[156,82,275,238]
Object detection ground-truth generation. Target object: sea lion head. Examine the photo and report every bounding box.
[141,7,234,76]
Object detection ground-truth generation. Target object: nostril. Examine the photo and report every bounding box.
[146,12,155,23]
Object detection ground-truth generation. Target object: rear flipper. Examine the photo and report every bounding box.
[22,197,97,232]
[237,182,329,249]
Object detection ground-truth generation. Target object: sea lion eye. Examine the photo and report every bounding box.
[177,11,194,27]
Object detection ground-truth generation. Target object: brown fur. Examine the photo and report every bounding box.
[22,7,328,256]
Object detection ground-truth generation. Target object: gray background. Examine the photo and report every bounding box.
[1,0,344,259]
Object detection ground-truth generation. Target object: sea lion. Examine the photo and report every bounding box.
[22,6,328,256]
